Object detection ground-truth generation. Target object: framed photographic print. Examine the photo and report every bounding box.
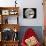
[9,10,18,15]
[2,10,9,15]
[23,8,36,19]
[9,10,15,15]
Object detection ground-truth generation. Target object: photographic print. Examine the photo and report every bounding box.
[23,8,36,19]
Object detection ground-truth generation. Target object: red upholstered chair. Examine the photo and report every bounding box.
[21,28,41,46]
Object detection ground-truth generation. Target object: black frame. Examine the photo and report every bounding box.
[23,8,37,18]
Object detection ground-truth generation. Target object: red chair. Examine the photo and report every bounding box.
[21,28,41,46]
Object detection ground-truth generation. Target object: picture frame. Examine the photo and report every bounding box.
[2,10,9,15]
[23,8,36,19]
[9,10,18,15]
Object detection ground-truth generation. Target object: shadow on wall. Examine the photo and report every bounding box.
[18,26,43,44]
